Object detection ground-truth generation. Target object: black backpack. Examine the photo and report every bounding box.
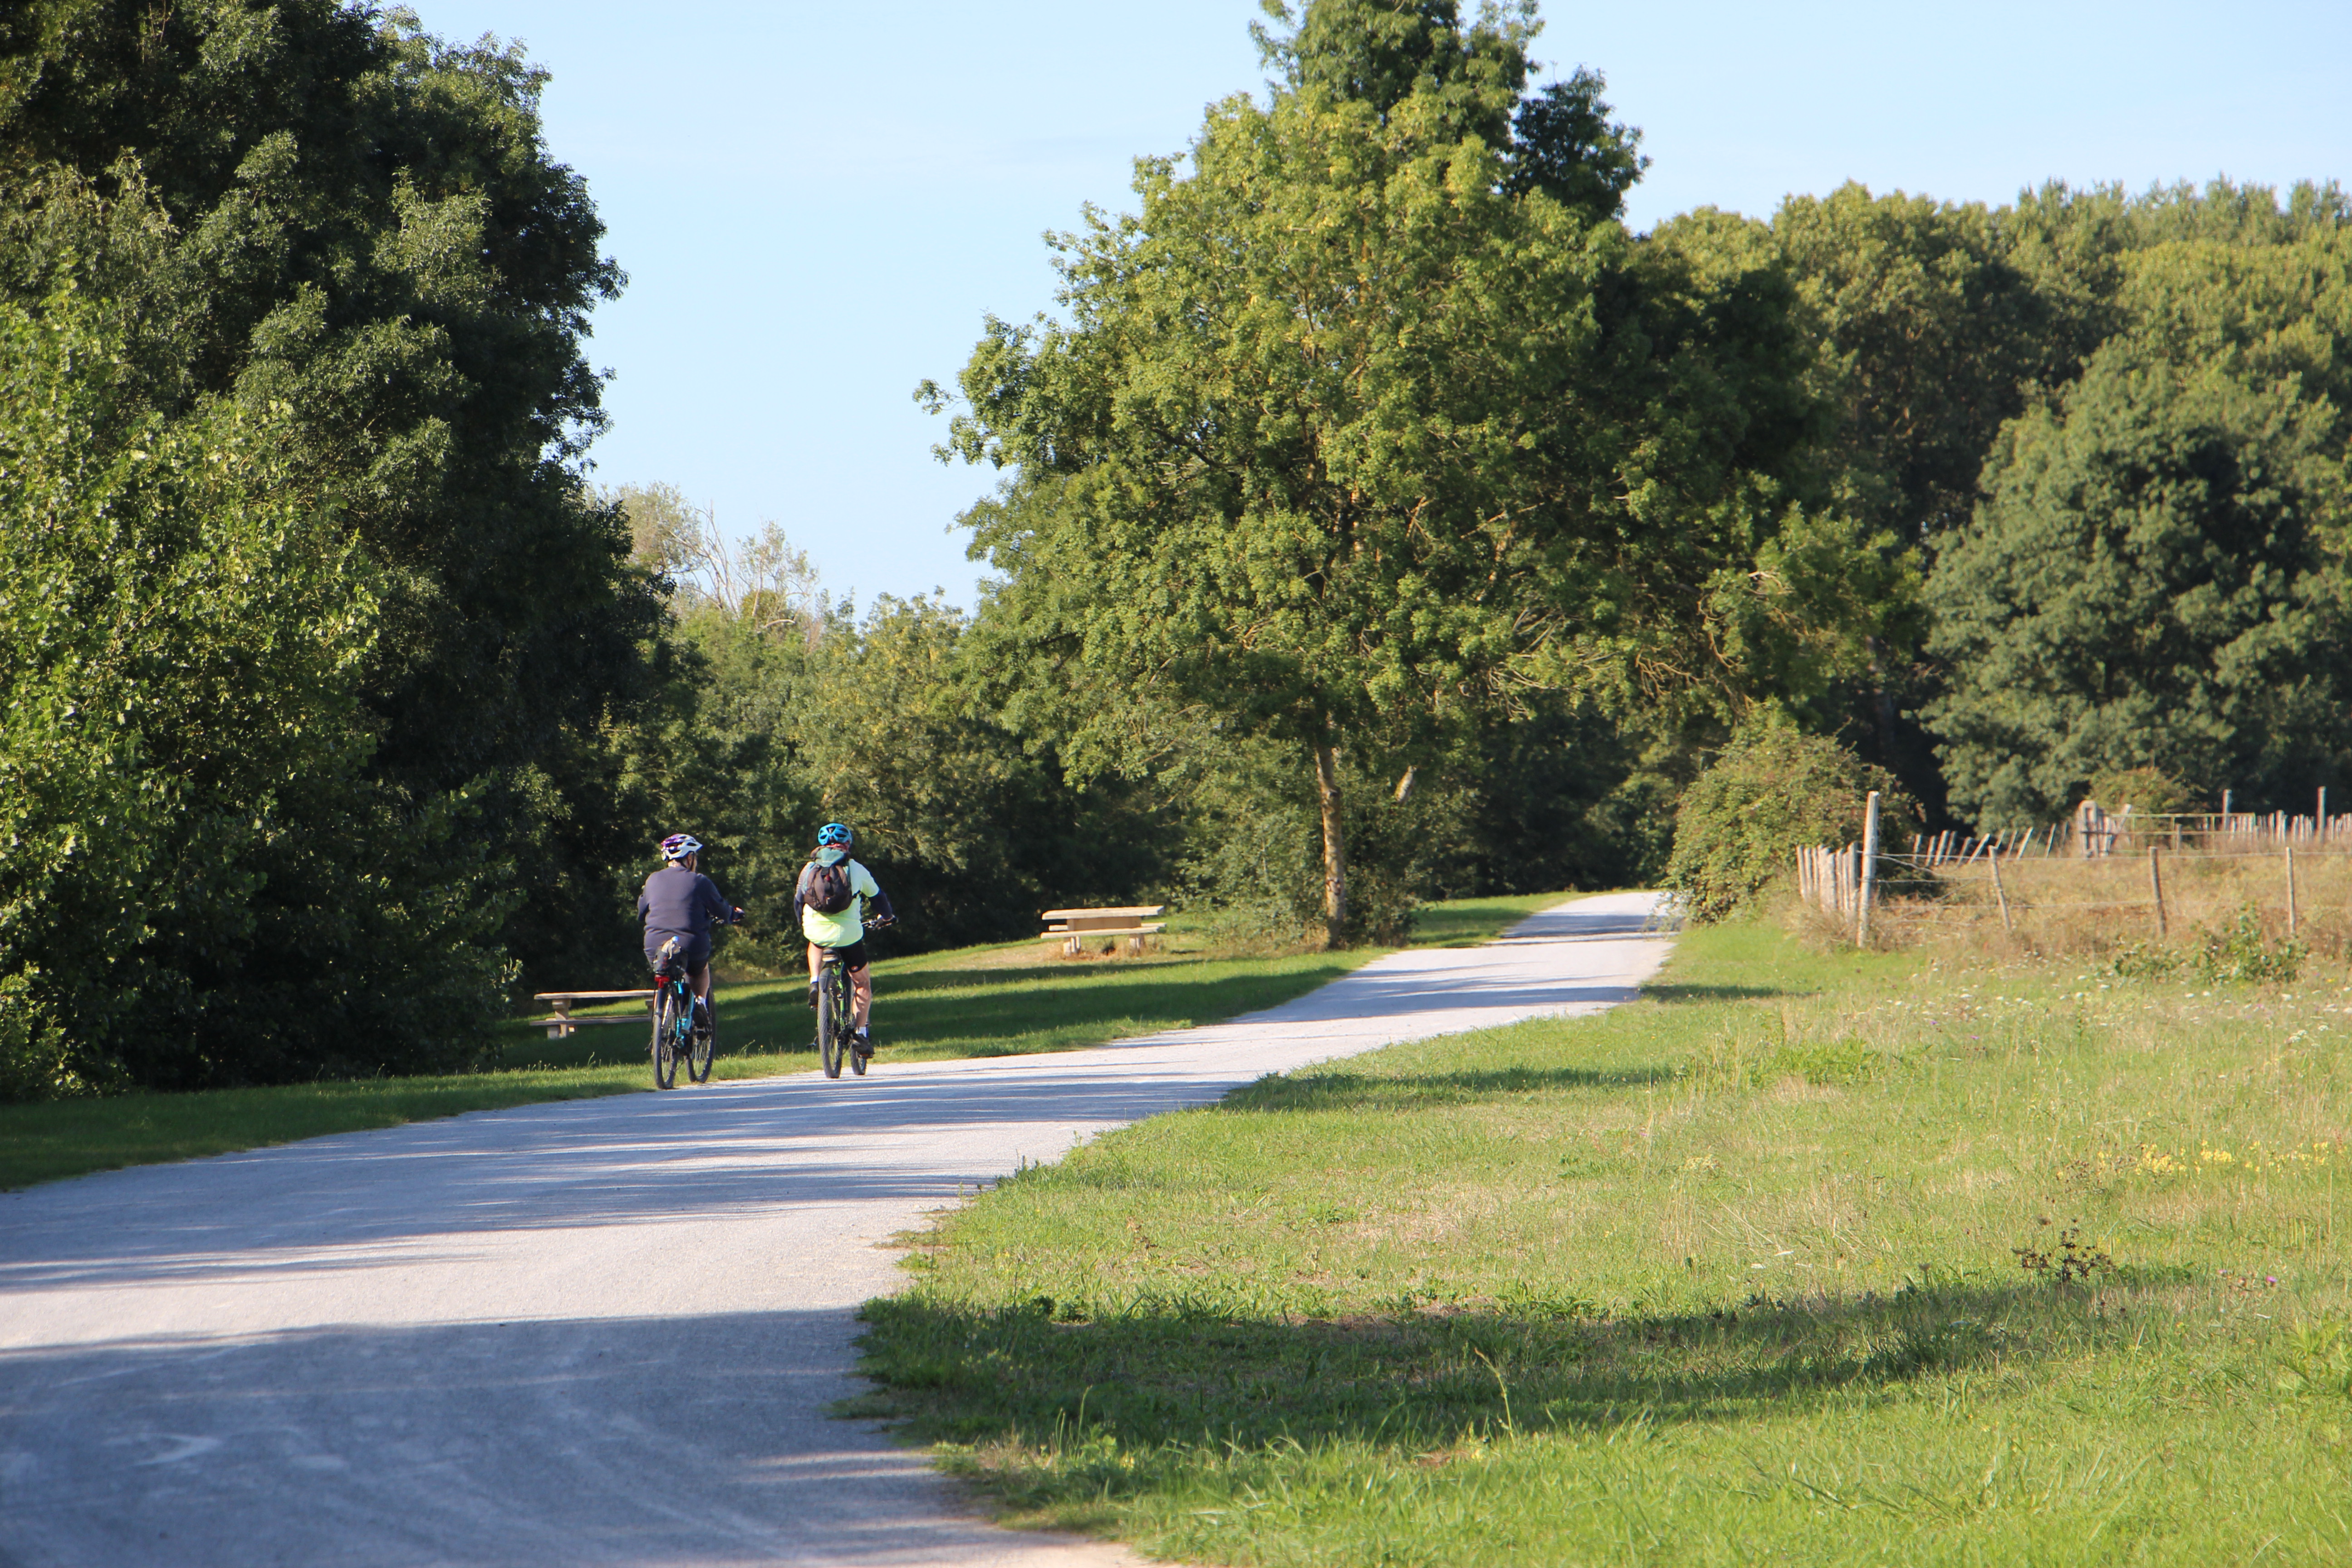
[806,857,857,916]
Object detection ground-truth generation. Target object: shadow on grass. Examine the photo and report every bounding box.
[514,957,1362,1068]
[880,961,1357,1054]
[1226,1063,1679,1112]
[1642,982,1810,1004]
[871,960,1199,997]
[857,1280,2081,1463]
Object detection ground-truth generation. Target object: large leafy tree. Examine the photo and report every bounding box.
[1773,185,2082,549]
[0,0,662,997]
[1926,235,2352,824]
[935,0,1903,944]
[0,300,512,1095]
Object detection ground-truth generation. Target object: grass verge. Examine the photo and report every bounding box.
[0,891,1574,1191]
[853,914,2352,1566]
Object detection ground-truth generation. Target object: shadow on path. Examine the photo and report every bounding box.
[0,1308,1056,1568]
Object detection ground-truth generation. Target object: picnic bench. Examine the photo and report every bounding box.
[1040,905,1166,958]
[532,989,657,1039]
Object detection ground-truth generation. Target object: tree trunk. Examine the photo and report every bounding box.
[1313,738,1348,949]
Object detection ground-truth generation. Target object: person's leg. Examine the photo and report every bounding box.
[851,964,872,1031]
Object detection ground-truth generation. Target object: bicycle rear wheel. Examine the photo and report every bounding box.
[817,965,843,1078]
[653,986,680,1089]
[688,997,715,1084]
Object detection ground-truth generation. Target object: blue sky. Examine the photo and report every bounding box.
[416,1,2352,610]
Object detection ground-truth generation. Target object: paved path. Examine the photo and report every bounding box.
[0,892,1671,1567]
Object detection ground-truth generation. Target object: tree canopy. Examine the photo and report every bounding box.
[933,1,1904,945]
[1,0,663,991]
[7,0,2352,1094]
[1926,233,2352,824]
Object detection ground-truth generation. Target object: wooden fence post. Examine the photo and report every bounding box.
[1857,791,1882,949]
[2148,844,2167,940]
[1988,840,2014,933]
[2286,844,2299,937]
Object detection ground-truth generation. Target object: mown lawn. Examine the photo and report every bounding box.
[854,918,2352,1566]
[0,892,1574,1191]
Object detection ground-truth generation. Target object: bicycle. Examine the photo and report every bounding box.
[648,927,732,1089]
[813,915,893,1079]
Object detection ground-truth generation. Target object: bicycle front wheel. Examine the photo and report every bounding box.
[817,967,843,1079]
[653,988,680,1089]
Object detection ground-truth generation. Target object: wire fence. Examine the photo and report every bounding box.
[1796,803,2352,958]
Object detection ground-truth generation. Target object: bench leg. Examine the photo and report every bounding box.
[1063,936,1081,958]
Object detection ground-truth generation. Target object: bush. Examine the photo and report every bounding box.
[2198,904,2304,985]
[1665,727,1916,922]
[2085,765,2198,818]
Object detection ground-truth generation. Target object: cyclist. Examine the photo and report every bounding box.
[793,822,894,1058]
[637,834,743,1031]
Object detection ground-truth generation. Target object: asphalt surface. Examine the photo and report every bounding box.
[0,892,1672,1567]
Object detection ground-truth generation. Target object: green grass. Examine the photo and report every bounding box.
[853,916,2352,1566]
[0,892,1572,1191]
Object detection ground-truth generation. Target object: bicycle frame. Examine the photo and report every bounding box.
[814,946,863,1078]
[649,941,713,1088]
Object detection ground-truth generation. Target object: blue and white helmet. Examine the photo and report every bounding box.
[660,833,703,862]
[816,822,853,849]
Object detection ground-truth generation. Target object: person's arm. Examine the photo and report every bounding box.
[790,864,810,926]
[856,864,894,922]
[697,875,731,926]
[635,884,651,924]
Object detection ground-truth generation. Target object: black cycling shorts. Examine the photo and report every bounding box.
[813,939,870,974]
[646,935,712,976]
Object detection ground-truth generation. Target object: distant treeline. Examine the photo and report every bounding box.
[3,0,2346,1096]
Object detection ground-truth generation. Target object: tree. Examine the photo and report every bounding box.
[0,1,664,998]
[0,299,512,1096]
[1925,310,2352,826]
[1502,67,1646,221]
[1773,184,2083,549]
[934,1,1903,946]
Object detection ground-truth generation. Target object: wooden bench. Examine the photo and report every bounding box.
[532,990,657,1039]
[1040,906,1166,958]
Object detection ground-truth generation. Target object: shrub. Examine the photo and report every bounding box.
[2086,765,2198,818]
[2198,904,2304,984]
[1665,727,1916,922]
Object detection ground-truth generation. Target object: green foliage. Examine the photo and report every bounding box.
[2197,904,2306,985]
[1774,183,2089,549]
[2110,903,2306,985]
[1771,179,2352,826]
[1925,294,2352,826]
[937,4,1902,945]
[1501,67,1646,220]
[0,300,514,1095]
[2085,764,2198,816]
[1,0,666,1002]
[1664,726,1914,921]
